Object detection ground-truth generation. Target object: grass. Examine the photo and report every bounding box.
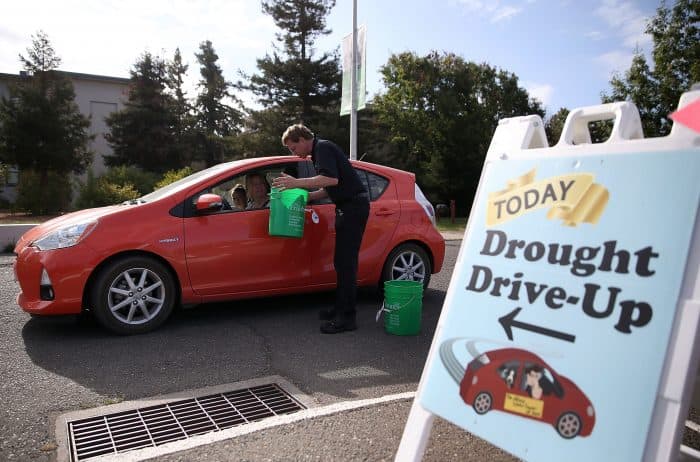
[0,212,59,224]
[435,216,467,233]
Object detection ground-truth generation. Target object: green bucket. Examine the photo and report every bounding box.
[382,280,423,335]
[269,187,309,238]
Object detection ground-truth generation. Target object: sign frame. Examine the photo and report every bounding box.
[396,89,700,462]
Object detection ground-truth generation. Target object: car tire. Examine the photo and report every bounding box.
[555,411,582,439]
[473,391,492,414]
[381,243,432,290]
[90,255,176,335]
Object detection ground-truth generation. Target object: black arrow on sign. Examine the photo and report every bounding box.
[498,307,576,343]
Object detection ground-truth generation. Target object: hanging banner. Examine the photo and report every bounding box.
[340,24,366,116]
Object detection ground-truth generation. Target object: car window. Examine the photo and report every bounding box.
[355,168,389,201]
[497,361,520,389]
[184,162,301,216]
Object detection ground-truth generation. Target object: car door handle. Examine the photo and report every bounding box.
[375,209,396,216]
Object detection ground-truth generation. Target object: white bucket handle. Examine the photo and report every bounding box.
[375,294,418,322]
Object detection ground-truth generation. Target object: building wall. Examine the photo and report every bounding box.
[0,71,130,204]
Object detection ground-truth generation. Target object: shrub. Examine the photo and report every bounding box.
[154,166,193,190]
[15,170,72,215]
[100,166,158,195]
[76,170,140,209]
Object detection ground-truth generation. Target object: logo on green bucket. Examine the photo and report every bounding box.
[269,188,308,238]
[381,280,424,336]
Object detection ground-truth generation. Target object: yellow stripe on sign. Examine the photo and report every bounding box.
[503,393,544,418]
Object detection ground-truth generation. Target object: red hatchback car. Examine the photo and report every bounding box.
[13,156,445,334]
[460,348,595,439]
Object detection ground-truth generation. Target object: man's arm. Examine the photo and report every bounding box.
[272,173,338,190]
[308,188,329,202]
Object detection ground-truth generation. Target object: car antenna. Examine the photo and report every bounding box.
[359,152,368,161]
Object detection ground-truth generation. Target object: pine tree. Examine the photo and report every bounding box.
[105,52,181,173]
[0,31,92,213]
[194,40,243,166]
[241,0,341,127]
[166,48,196,165]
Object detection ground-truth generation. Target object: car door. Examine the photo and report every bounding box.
[184,161,313,296]
[303,162,401,285]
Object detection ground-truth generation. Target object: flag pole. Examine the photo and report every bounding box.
[350,0,358,160]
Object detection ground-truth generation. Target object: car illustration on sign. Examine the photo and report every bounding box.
[459,348,595,439]
[13,156,445,335]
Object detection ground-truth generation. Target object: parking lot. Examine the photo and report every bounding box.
[2,238,698,462]
[1,240,508,461]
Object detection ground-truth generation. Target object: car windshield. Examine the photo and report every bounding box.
[138,162,236,203]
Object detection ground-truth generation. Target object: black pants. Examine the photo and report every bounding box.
[333,198,370,323]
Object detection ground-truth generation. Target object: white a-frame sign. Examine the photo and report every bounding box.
[397,88,700,462]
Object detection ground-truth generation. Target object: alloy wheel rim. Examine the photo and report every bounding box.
[391,250,426,282]
[474,393,491,413]
[107,267,165,325]
[558,413,580,437]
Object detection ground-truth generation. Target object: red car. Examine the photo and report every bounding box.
[460,348,595,439]
[13,157,444,334]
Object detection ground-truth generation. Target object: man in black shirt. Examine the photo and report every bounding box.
[274,124,370,334]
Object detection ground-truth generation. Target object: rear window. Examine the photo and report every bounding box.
[355,168,389,201]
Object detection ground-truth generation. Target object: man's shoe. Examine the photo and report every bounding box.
[319,309,335,321]
[320,320,357,334]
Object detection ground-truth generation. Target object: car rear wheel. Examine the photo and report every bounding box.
[381,243,432,290]
[90,256,176,335]
[555,411,582,439]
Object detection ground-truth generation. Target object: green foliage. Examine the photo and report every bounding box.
[194,40,244,166]
[154,166,194,190]
[14,169,72,215]
[373,51,544,213]
[545,108,569,146]
[76,170,140,209]
[166,48,198,167]
[239,0,341,128]
[602,0,699,137]
[0,31,93,176]
[104,52,182,173]
[99,165,158,195]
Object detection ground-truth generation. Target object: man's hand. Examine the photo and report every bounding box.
[272,173,297,191]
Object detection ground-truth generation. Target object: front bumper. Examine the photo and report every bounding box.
[15,244,96,315]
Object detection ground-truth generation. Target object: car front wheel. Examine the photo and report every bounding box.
[90,256,176,335]
[381,243,432,290]
[555,411,582,439]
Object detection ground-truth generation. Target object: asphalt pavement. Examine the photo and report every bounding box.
[2,239,520,462]
[1,233,698,462]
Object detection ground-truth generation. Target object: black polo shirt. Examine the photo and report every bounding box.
[311,138,367,204]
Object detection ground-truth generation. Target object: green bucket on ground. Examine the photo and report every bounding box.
[269,187,309,238]
[383,280,423,336]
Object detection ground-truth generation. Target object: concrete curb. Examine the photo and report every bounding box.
[0,223,36,251]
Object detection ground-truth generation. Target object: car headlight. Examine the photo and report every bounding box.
[32,221,97,251]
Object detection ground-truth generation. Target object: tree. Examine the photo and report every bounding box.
[105,52,181,173]
[545,108,569,146]
[194,40,243,166]
[0,31,92,213]
[166,48,197,164]
[373,51,544,212]
[239,0,341,132]
[602,0,699,137]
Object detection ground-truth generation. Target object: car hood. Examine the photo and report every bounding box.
[16,205,126,247]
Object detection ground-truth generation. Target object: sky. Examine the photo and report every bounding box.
[0,0,662,117]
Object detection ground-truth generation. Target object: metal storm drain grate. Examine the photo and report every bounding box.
[67,383,305,461]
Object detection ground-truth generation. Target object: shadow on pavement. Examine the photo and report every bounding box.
[21,287,447,402]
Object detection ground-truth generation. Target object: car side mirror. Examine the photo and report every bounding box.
[196,193,224,213]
